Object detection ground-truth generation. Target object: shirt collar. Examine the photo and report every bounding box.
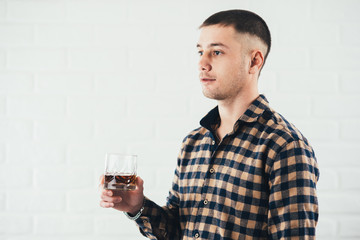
[200,94,271,132]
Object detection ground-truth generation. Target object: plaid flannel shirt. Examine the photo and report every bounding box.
[135,94,319,239]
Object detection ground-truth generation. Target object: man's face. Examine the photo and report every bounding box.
[197,25,251,101]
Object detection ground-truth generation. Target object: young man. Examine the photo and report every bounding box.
[100,10,319,239]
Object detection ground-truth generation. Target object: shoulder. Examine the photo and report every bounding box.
[263,108,319,177]
[263,107,312,149]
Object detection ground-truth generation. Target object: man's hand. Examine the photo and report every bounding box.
[99,175,145,215]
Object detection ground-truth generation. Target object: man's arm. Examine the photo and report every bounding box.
[100,173,182,240]
[268,140,319,239]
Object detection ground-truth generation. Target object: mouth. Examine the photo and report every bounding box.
[200,77,216,82]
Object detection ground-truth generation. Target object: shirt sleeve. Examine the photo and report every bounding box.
[268,139,319,239]
[134,160,182,240]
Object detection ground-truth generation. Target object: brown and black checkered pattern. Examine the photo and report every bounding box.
[135,95,319,240]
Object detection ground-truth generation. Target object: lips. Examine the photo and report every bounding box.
[200,75,216,82]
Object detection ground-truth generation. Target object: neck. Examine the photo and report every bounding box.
[216,88,259,140]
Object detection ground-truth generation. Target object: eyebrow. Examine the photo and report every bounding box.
[196,43,229,48]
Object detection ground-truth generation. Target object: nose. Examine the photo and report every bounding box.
[198,56,212,72]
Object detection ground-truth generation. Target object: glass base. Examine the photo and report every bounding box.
[104,183,136,191]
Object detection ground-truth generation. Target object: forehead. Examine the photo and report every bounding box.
[197,24,240,47]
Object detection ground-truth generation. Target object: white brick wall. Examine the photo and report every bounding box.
[0,0,359,239]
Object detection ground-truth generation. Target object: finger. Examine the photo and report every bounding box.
[101,193,122,203]
[136,176,144,192]
[98,175,105,190]
[100,174,104,184]
[100,200,114,208]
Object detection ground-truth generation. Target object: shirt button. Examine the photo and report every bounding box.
[194,232,200,238]
[203,199,208,205]
[212,140,215,145]
[209,168,215,174]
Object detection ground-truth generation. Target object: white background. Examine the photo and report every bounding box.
[1,0,360,239]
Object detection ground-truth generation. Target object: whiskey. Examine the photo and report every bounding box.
[104,174,136,191]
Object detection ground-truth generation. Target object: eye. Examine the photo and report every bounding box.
[213,51,222,56]
[198,50,203,56]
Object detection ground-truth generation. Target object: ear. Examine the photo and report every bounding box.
[249,50,264,74]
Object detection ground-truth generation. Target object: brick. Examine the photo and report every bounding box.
[66,0,127,23]
[341,120,360,141]
[67,95,125,120]
[339,168,360,190]
[144,189,169,208]
[123,24,156,49]
[0,97,5,115]
[154,24,197,49]
[7,142,65,166]
[155,117,195,142]
[68,48,127,71]
[94,215,139,235]
[316,217,338,237]
[0,119,33,143]
[318,192,360,214]
[267,94,311,118]
[126,141,180,168]
[0,24,34,45]
[0,144,4,164]
[67,142,126,166]
[311,0,360,22]
[37,73,93,94]
[35,215,94,234]
[36,24,95,46]
[34,166,94,189]
[7,48,66,71]
[0,0,5,22]
[258,71,277,94]
[128,47,188,73]
[34,119,93,143]
[314,143,360,167]
[312,95,360,117]
[250,0,311,23]
[188,93,217,121]
[277,72,338,93]
[127,93,188,119]
[317,168,338,191]
[7,0,66,22]
[94,24,128,46]
[341,24,360,45]
[339,217,360,237]
[94,72,156,95]
[155,71,195,94]
[67,190,100,213]
[279,23,340,46]
[341,72,360,93]
[0,215,32,234]
[266,47,310,70]
[0,166,32,189]
[289,120,339,141]
[7,95,66,118]
[156,166,176,189]
[0,73,34,93]
[311,47,360,71]
[128,0,189,25]
[0,193,5,211]
[7,190,65,213]
[94,119,154,143]
[0,50,5,69]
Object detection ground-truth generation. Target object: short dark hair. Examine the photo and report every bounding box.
[200,9,271,64]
